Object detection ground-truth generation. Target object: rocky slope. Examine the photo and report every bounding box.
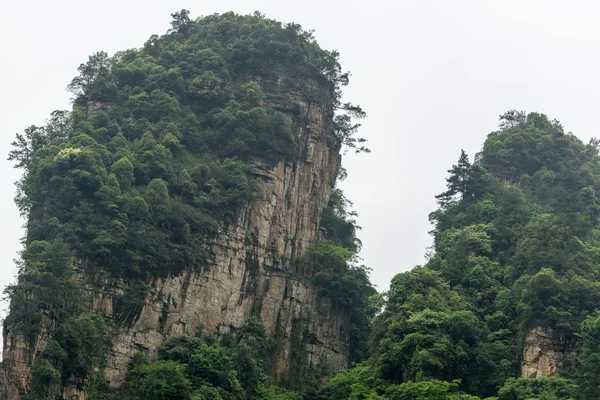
[1,76,348,399]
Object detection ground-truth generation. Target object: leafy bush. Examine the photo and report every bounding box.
[125,316,302,400]
[127,361,192,400]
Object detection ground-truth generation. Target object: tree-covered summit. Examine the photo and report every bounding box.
[7,10,367,281]
[315,112,600,399]
[4,10,373,400]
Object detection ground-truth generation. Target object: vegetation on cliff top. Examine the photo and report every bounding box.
[4,9,372,400]
[8,9,365,283]
[315,111,600,399]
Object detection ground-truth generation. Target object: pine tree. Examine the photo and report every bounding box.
[435,149,472,207]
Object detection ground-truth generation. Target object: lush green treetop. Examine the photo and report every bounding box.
[8,10,367,284]
[315,112,600,399]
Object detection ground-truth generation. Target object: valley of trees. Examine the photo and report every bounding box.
[5,9,600,400]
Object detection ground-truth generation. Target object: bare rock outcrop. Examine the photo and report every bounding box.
[520,326,578,378]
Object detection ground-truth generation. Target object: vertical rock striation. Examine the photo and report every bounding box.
[1,76,348,398]
[520,326,578,378]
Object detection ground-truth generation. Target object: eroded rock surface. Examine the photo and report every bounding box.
[520,326,578,378]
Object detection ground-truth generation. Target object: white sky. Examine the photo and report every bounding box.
[1,0,600,313]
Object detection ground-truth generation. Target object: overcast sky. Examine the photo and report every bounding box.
[1,1,600,311]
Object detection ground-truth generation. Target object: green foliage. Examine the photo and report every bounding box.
[5,239,108,396]
[313,364,384,399]
[22,315,109,399]
[67,51,116,101]
[260,387,303,400]
[435,150,477,208]
[496,377,578,400]
[369,267,516,395]
[114,280,148,325]
[306,242,358,307]
[385,380,481,400]
[22,361,61,400]
[11,15,600,400]
[127,360,193,400]
[10,14,600,399]
[126,316,302,400]
[3,239,77,345]
[312,111,600,399]
[577,312,600,398]
[51,315,108,379]
[7,9,366,289]
[320,188,362,252]
[303,241,376,364]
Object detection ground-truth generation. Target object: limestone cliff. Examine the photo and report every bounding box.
[0,76,348,399]
[520,327,578,378]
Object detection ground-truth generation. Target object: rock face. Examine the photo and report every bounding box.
[520,326,578,378]
[0,77,348,399]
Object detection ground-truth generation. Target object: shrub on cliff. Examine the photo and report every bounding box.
[126,322,300,400]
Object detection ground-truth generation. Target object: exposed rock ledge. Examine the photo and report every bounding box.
[521,326,578,378]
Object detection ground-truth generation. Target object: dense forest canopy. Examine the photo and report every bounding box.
[7,9,367,282]
[316,111,600,399]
